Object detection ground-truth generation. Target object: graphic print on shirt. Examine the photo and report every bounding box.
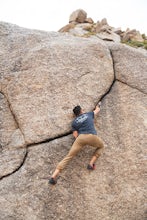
[75,114,88,124]
[72,112,97,135]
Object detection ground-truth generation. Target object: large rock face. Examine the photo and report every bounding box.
[0,22,146,220]
[0,22,113,145]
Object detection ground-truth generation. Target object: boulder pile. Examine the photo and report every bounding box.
[59,9,144,43]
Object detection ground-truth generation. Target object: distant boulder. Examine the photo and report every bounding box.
[122,29,144,42]
[69,9,87,23]
[96,18,111,33]
[85,17,94,24]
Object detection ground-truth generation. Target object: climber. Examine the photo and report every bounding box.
[49,103,104,185]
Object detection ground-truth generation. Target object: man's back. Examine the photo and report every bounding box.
[72,112,97,135]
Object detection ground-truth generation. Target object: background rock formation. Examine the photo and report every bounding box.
[0,18,146,220]
[59,9,145,44]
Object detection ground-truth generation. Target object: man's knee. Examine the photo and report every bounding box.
[94,140,104,158]
[97,137,104,149]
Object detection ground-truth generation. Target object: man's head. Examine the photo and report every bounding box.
[73,105,82,116]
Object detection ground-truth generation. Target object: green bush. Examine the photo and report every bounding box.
[142,34,147,40]
[81,31,96,38]
[122,40,147,50]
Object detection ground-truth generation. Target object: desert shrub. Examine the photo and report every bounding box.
[81,31,96,38]
[142,34,147,40]
[122,40,147,50]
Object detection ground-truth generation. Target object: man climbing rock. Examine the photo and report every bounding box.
[49,103,104,185]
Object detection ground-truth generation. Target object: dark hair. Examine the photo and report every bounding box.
[73,105,81,116]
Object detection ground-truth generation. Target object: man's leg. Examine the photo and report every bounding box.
[89,155,97,167]
[92,136,104,157]
[50,135,84,182]
[86,135,104,169]
[51,168,60,179]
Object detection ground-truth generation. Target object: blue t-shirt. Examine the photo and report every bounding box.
[72,112,97,135]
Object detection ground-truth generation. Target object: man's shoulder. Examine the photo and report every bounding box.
[87,111,94,117]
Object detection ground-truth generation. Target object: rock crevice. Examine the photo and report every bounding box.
[0,149,28,181]
[116,78,147,95]
[1,91,26,141]
[99,49,116,102]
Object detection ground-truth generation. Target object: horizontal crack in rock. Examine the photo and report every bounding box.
[116,79,147,95]
[27,131,72,148]
[109,49,147,95]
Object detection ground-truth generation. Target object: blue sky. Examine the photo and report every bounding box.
[0,0,146,34]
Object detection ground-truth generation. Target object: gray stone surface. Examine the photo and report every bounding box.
[0,81,146,219]
[109,43,147,94]
[0,92,26,178]
[0,22,113,144]
[0,22,146,220]
[97,81,146,219]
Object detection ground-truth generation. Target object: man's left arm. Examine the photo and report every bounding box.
[93,102,101,115]
[73,130,78,139]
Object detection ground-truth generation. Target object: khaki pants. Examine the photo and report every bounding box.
[57,134,104,171]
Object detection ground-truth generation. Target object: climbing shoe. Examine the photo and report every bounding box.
[49,177,57,185]
[87,164,96,170]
